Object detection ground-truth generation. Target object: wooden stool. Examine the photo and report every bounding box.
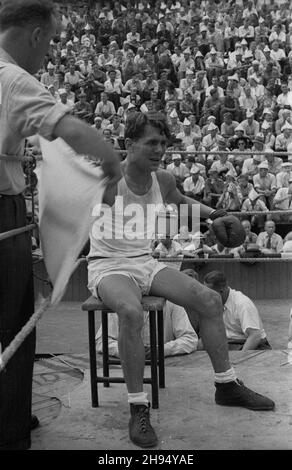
[82,295,166,409]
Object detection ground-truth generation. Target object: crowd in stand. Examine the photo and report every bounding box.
[25,0,292,253]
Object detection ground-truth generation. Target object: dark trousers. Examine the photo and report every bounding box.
[0,194,35,450]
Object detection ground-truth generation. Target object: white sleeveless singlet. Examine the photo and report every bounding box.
[89,172,164,258]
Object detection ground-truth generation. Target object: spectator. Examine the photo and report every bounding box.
[203,271,271,351]
[253,161,277,208]
[95,92,116,120]
[183,166,205,201]
[216,172,242,211]
[256,220,284,254]
[153,236,183,258]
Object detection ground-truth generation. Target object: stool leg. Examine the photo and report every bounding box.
[157,310,165,389]
[88,311,98,407]
[149,310,159,409]
[102,310,110,388]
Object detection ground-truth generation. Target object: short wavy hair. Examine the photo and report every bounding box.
[0,0,58,30]
[125,111,172,142]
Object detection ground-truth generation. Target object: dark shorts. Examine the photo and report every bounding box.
[0,194,35,450]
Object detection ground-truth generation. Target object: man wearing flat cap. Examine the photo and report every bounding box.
[183,165,205,201]
[253,161,277,209]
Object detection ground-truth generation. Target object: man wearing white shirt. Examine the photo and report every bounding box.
[203,271,271,351]
[166,154,189,185]
[183,166,205,200]
[256,220,284,253]
[270,40,286,63]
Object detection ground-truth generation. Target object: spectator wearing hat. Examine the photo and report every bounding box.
[263,148,283,175]
[81,24,96,47]
[202,122,220,152]
[176,118,196,148]
[201,115,217,137]
[216,171,242,211]
[168,109,183,135]
[57,88,74,112]
[256,220,284,254]
[178,48,195,80]
[92,116,103,133]
[247,59,264,80]
[242,188,269,215]
[275,121,292,150]
[183,166,205,201]
[253,161,277,209]
[276,162,292,189]
[204,47,224,82]
[179,69,195,96]
[166,154,189,190]
[241,111,260,139]
[40,62,59,89]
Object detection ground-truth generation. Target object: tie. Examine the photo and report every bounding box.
[266,235,272,249]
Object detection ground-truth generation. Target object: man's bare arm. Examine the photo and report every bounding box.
[157,170,215,219]
[53,114,122,186]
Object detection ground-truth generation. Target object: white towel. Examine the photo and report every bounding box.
[39,137,106,304]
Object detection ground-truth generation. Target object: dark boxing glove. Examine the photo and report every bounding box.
[208,210,245,248]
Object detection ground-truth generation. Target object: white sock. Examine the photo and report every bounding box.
[214,367,237,384]
[128,391,148,405]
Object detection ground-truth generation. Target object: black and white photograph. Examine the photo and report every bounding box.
[0,0,291,456]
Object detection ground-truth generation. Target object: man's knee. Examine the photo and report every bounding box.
[199,289,223,319]
[186,284,222,319]
[117,301,144,332]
